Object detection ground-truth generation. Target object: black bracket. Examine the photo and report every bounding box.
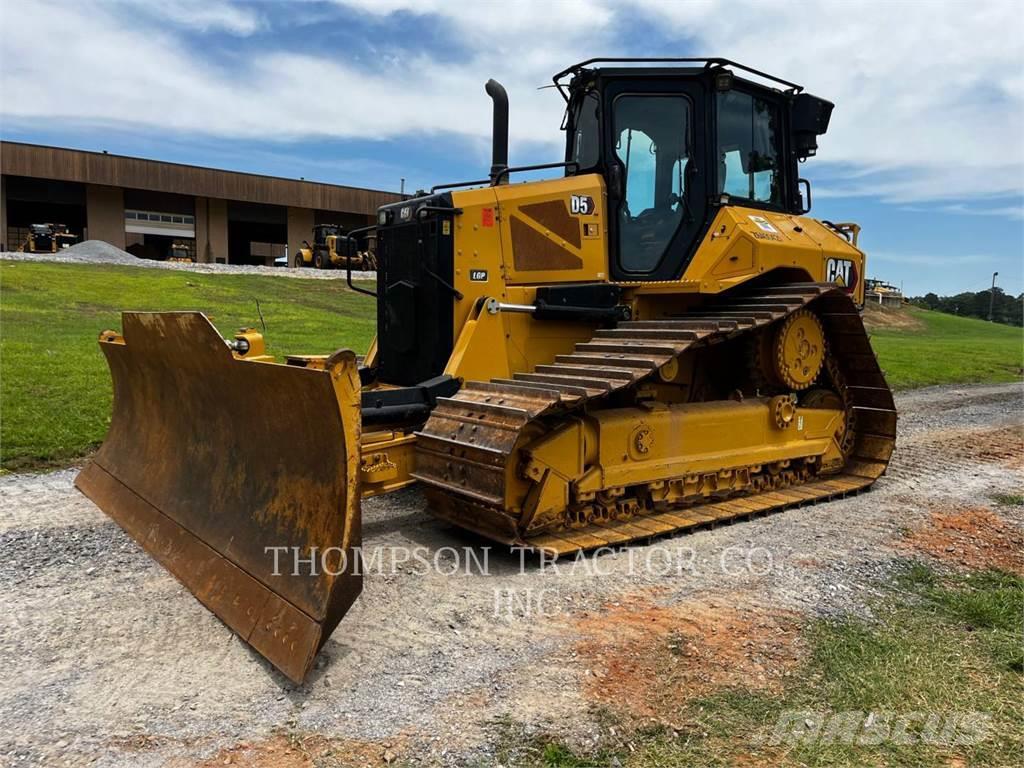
[361,375,461,426]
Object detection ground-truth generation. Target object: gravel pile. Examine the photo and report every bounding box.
[65,239,140,265]
[1,242,376,281]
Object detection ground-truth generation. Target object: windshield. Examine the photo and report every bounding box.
[717,90,782,205]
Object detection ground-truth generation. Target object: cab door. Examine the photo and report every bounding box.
[603,78,709,282]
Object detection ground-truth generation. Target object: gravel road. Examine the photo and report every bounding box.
[1,242,375,281]
[1,382,1021,767]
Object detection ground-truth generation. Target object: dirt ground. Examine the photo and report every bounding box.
[573,595,805,724]
[1,382,1022,767]
[860,300,926,331]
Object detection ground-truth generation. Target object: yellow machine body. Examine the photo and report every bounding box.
[20,223,78,253]
[77,60,895,682]
[435,176,867,383]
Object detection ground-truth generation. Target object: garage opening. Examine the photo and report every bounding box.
[228,201,287,265]
[123,190,196,261]
[4,176,87,251]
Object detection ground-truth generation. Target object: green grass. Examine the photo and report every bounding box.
[992,492,1024,507]
[0,260,376,470]
[1,260,1021,468]
[869,306,1022,390]
[501,563,1024,768]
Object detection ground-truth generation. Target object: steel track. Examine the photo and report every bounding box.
[413,283,897,553]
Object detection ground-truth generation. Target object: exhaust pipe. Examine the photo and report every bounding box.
[485,79,509,184]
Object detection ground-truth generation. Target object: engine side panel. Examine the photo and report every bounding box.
[492,174,608,286]
[675,206,866,304]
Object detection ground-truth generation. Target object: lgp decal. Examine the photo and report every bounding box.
[826,258,854,287]
[469,269,488,282]
[570,195,596,215]
[748,215,778,233]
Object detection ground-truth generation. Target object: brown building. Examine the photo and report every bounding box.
[0,141,402,264]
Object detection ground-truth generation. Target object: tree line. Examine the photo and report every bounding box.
[910,288,1024,327]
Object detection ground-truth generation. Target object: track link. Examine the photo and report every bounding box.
[412,283,897,552]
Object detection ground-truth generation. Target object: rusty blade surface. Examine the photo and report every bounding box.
[75,312,363,683]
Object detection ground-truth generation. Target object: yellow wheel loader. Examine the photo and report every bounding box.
[76,58,896,683]
[294,223,375,270]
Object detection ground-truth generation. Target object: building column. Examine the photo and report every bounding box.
[287,206,315,267]
[195,196,228,263]
[85,184,125,249]
[0,176,8,251]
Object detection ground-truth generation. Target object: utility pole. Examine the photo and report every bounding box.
[988,271,999,322]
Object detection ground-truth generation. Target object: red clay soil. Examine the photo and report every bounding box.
[572,594,804,725]
[969,425,1024,470]
[900,506,1024,575]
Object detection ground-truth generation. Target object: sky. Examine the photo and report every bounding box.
[1,0,1022,297]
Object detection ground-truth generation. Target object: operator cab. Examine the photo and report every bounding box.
[559,58,833,281]
[313,223,342,243]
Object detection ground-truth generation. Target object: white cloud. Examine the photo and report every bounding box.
[620,0,1024,203]
[118,0,263,35]
[935,203,1024,220]
[1,0,1022,205]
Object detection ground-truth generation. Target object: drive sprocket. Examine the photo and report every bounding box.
[771,308,826,390]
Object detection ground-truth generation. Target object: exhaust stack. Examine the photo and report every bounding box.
[485,79,509,184]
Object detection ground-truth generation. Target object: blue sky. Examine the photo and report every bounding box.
[2,0,1022,297]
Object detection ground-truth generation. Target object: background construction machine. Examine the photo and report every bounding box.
[293,223,376,270]
[19,222,77,253]
[77,58,895,683]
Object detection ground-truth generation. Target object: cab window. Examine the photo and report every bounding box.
[717,90,782,205]
[570,89,601,170]
[613,94,690,273]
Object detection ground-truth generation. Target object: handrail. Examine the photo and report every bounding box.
[493,161,580,183]
[552,57,803,98]
[430,178,492,193]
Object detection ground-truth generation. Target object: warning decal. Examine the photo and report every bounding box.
[748,215,779,233]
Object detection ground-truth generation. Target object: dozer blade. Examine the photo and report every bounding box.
[75,312,363,683]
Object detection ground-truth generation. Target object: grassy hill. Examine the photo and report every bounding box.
[866,303,1022,390]
[1,260,376,470]
[1,260,1021,469]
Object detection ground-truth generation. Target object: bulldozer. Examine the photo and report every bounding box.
[19,222,77,253]
[76,58,896,683]
[293,223,376,270]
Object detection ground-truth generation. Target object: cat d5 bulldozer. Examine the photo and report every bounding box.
[20,222,77,253]
[76,58,896,683]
